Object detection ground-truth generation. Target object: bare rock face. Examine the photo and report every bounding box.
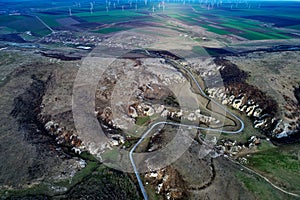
[139,83,174,101]
[204,58,299,142]
[144,166,187,199]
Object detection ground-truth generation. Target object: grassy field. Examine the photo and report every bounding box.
[73,10,148,23]
[246,144,300,194]
[0,15,53,36]
[235,170,296,200]
[201,24,231,35]
[136,116,151,126]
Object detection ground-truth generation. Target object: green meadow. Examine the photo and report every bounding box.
[247,144,300,193]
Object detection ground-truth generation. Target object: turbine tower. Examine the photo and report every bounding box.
[90,2,94,14]
[69,8,72,16]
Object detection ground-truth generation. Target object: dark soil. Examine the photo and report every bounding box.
[0,34,27,43]
[242,15,300,27]
[215,58,249,85]
[40,52,82,61]
[294,85,300,105]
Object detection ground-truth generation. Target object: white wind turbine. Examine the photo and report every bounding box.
[90,2,94,14]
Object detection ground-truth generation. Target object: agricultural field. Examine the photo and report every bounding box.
[163,2,300,40]
[0,0,299,40]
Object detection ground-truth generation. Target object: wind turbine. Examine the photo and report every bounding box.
[90,2,94,14]
[69,8,72,16]
[152,5,155,13]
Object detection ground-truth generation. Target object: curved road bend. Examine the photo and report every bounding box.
[181,62,245,133]
[130,59,245,200]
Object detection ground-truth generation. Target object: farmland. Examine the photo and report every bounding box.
[163,2,299,40]
[0,0,299,40]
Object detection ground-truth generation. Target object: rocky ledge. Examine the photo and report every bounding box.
[204,58,299,142]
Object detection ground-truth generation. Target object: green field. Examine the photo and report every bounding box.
[162,2,298,40]
[247,145,300,194]
[201,24,231,35]
[136,116,151,126]
[235,170,295,200]
[0,15,52,36]
[74,10,148,23]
